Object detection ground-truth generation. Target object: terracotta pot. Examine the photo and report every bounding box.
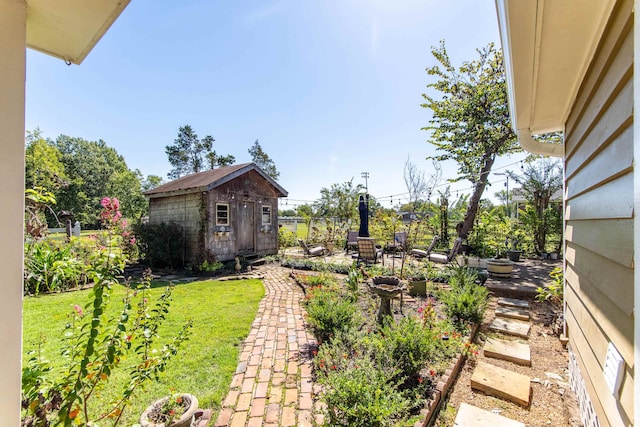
[139,394,199,427]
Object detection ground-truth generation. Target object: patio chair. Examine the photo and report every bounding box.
[384,231,408,254]
[345,231,359,254]
[410,235,439,259]
[356,237,384,265]
[427,237,463,264]
[298,239,328,257]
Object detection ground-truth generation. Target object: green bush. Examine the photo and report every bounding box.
[134,221,185,268]
[372,316,439,385]
[304,283,361,344]
[197,259,225,274]
[24,240,87,295]
[319,359,413,427]
[536,266,563,305]
[278,227,297,251]
[439,282,488,330]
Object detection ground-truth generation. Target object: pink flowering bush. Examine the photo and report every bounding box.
[21,197,192,426]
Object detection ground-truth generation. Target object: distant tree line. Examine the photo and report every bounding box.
[25,129,160,228]
[25,126,281,228]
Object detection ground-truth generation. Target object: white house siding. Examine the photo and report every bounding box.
[563,0,634,425]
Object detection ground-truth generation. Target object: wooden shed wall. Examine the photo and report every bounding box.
[148,192,202,263]
[563,0,634,425]
[206,170,280,262]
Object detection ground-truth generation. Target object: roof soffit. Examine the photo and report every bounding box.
[26,0,130,64]
[497,0,616,134]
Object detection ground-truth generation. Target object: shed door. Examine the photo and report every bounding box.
[237,201,255,253]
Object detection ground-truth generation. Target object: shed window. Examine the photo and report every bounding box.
[262,205,272,225]
[216,203,229,225]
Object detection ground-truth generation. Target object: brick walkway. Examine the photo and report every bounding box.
[214,265,319,427]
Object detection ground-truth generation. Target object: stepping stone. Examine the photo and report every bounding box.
[484,338,531,366]
[489,318,530,338]
[454,403,525,427]
[471,362,531,407]
[495,306,530,321]
[497,297,529,309]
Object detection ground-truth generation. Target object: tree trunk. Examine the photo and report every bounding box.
[457,156,495,239]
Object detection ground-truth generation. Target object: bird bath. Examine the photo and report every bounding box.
[368,276,405,323]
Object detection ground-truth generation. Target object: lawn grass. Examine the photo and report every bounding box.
[22,278,264,425]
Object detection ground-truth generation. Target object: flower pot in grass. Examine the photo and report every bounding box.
[139,394,198,427]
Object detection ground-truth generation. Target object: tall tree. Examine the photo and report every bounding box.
[54,135,146,226]
[248,140,280,180]
[421,41,519,239]
[165,125,236,179]
[315,179,365,223]
[25,129,67,191]
[141,175,164,192]
[509,158,562,254]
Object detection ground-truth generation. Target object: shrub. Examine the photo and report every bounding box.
[134,221,185,268]
[279,256,353,274]
[197,259,225,274]
[304,283,361,344]
[278,227,297,251]
[371,316,441,389]
[439,281,488,330]
[319,360,413,427]
[24,240,87,295]
[536,266,563,305]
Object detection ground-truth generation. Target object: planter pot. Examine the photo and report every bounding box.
[505,250,522,262]
[408,280,428,297]
[549,252,558,260]
[486,259,514,278]
[140,394,199,427]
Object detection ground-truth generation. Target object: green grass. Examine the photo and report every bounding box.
[22,278,264,425]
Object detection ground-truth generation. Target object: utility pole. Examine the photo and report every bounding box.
[496,171,510,217]
[361,171,369,193]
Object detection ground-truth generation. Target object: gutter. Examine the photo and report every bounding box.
[517,128,563,158]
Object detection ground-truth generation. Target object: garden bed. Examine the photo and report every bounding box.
[290,265,486,426]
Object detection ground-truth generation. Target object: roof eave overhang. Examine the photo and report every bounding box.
[26,0,130,65]
[495,0,616,158]
[205,164,288,198]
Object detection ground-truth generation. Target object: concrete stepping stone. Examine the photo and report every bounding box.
[471,362,531,407]
[489,317,530,338]
[454,403,525,427]
[497,297,529,309]
[484,337,531,366]
[495,306,530,321]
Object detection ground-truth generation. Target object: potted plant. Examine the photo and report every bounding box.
[404,264,435,297]
[505,236,522,262]
[504,226,524,262]
[139,393,199,427]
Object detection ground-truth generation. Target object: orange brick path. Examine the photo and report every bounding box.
[214,265,320,426]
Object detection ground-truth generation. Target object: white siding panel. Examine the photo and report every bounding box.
[565,172,633,220]
[565,267,633,365]
[566,124,633,199]
[565,219,633,266]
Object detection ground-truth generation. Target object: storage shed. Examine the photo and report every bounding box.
[144,163,288,263]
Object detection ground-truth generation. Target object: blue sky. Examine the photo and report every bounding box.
[26,1,524,210]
